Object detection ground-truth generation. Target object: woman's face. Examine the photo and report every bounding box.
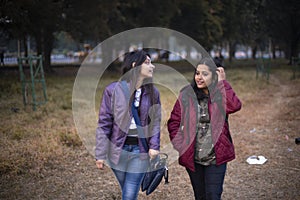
[139,56,155,79]
[195,64,213,92]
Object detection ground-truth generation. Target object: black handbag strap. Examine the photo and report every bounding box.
[120,81,149,151]
[132,103,149,151]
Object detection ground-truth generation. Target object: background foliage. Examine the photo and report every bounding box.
[1,0,300,70]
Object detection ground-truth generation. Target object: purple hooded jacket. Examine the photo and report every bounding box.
[167,80,241,171]
[95,81,161,165]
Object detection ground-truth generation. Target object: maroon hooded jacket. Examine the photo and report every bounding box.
[167,80,241,171]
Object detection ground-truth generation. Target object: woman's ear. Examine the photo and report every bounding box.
[132,62,136,68]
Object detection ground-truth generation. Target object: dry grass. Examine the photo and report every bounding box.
[0,70,80,177]
[0,60,299,199]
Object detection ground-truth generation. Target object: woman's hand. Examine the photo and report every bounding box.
[96,160,105,170]
[149,149,159,160]
[216,67,226,81]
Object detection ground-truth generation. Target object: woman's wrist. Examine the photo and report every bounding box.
[149,149,160,159]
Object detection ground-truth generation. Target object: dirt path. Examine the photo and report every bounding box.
[222,74,300,200]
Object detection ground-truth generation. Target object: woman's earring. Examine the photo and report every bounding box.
[132,62,136,68]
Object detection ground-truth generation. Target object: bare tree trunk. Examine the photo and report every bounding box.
[228,41,235,63]
[43,32,54,73]
[43,47,52,73]
[23,36,28,64]
[272,43,276,59]
[252,45,257,60]
[35,33,42,56]
[23,36,28,58]
[290,37,300,59]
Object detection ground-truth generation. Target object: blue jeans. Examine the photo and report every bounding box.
[186,163,227,200]
[109,144,149,200]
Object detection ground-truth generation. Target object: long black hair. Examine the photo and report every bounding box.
[120,50,155,106]
[191,57,219,103]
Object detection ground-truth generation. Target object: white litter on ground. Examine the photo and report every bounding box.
[246,155,268,165]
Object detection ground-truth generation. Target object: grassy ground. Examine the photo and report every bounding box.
[0,59,299,199]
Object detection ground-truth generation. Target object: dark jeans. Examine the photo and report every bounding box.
[186,163,227,200]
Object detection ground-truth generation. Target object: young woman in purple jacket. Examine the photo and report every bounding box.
[167,58,242,200]
[95,50,161,200]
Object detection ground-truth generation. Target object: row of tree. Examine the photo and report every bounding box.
[1,0,300,71]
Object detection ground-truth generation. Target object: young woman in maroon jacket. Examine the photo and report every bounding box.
[167,58,241,200]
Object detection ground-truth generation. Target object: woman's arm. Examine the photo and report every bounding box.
[95,85,114,161]
[216,67,242,114]
[148,88,161,152]
[217,80,242,114]
[167,98,184,152]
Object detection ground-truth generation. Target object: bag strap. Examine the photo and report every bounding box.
[120,81,149,151]
[120,81,130,100]
[132,103,149,151]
